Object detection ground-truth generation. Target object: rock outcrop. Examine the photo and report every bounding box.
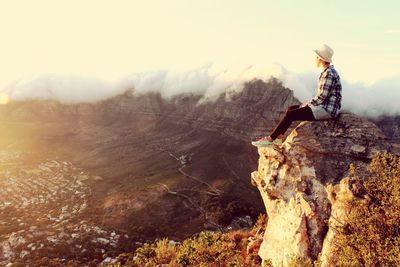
[251,113,392,266]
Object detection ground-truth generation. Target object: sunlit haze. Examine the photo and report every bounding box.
[0,0,399,114]
[0,1,399,265]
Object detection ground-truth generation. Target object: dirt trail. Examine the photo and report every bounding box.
[158,147,223,196]
[157,146,225,231]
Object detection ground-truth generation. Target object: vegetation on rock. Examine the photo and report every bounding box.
[110,214,268,267]
[332,152,400,267]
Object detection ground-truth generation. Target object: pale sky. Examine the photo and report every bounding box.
[0,0,399,88]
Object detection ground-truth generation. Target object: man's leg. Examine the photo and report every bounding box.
[269,106,315,140]
[287,104,301,111]
[275,105,301,139]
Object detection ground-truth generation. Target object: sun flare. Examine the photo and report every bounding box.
[0,93,9,104]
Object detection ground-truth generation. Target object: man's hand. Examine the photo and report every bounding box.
[300,102,308,108]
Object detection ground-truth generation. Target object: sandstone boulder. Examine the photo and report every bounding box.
[251,112,392,267]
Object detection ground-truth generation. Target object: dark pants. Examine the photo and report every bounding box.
[270,104,315,140]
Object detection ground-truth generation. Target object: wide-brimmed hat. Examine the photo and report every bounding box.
[314,44,334,63]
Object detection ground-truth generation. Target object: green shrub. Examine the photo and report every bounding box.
[333,152,400,267]
[251,213,268,235]
[124,229,262,266]
[155,238,177,264]
[287,254,313,267]
[133,242,157,266]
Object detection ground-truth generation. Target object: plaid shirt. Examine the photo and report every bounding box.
[309,65,342,118]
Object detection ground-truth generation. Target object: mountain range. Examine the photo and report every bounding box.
[0,77,398,264]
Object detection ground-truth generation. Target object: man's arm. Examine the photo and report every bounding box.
[308,71,334,106]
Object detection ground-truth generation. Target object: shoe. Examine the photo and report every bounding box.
[251,136,279,147]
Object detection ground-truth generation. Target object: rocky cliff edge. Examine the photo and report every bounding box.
[251,112,392,266]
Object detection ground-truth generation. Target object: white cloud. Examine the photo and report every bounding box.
[1,63,399,117]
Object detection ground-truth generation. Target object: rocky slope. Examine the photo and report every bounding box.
[0,78,300,264]
[251,113,392,266]
[370,115,400,154]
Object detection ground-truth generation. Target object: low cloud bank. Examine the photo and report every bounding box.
[0,62,399,117]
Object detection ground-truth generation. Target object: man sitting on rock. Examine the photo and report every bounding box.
[252,44,342,147]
